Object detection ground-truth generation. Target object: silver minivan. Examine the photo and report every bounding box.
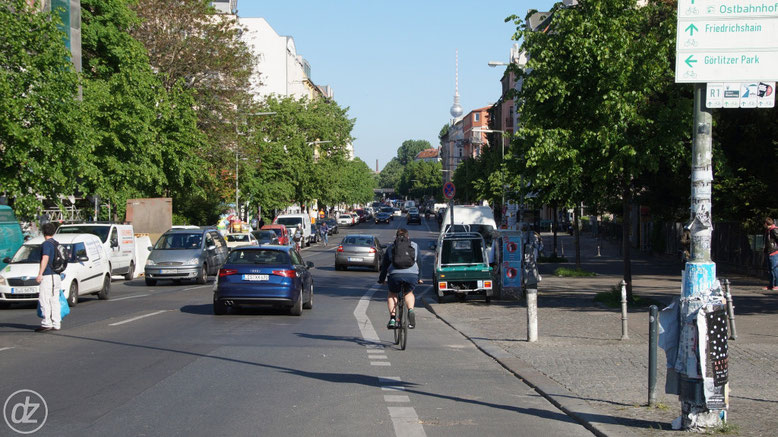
[144,227,228,285]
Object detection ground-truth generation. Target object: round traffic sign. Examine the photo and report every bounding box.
[443,181,456,200]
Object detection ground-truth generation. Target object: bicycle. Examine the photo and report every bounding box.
[393,282,410,350]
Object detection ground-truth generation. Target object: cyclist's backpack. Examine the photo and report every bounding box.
[51,240,69,274]
[392,235,415,269]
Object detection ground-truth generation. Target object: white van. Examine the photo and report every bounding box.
[273,214,314,247]
[0,233,111,307]
[439,205,498,264]
[56,223,136,280]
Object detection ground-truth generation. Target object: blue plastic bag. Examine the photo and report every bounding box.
[36,290,70,319]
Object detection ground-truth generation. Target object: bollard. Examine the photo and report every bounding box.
[620,280,629,340]
[723,279,737,340]
[560,241,565,257]
[527,287,538,342]
[596,240,602,257]
[648,305,658,406]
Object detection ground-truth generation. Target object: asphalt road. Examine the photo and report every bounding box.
[0,217,592,437]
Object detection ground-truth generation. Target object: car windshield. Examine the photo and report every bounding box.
[381,207,393,213]
[276,217,302,227]
[153,233,202,250]
[265,228,283,237]
[227,249,290,265]
[57,225,110,242]
[252,231,277,242]
[343,236,374,246]
[10,245,41,263]
[445,224,495,246]
[226,234,251,242]
[441,238,485,265]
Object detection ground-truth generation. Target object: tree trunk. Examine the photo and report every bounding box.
[622,185,634,302]
[574,207,581,269]
[553,205,559,257]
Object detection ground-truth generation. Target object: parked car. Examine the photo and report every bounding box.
[213,245,314,316]
[261,224,290,245]
[335,234,385,272]
[407,208,421,225]
[251,230,280,246]
[354,209,367,223]
[433,232,493,303]
[349,213,359,225]
[1,233,111,308]
[56,223,136,280]
[225,232,259,249]
[144,227,229,286]
[375,211,392,224]
[0,205,24,271]
[323,218,338,234]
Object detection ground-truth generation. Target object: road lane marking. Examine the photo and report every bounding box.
[384,395,410,403]
[388,407,426,437]
[109,310,169,326]
[111,294,150,302]
[182,285,211,291]
[371,361,391,366]
[369,354,389,360]
[0,347,14,352]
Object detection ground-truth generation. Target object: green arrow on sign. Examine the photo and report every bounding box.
[685,55,697,68]
[685,23,698,36]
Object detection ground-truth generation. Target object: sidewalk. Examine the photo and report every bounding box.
[422,232,778,436]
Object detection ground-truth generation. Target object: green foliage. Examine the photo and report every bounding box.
[594,284,663,308]
[379,158,403,189]
[397,160,442,200]
[554,267,597,277]
[397,139,431,165]
[0,0,92,218]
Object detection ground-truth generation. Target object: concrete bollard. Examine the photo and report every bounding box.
[620,280,629,340]
[527,287,538,342]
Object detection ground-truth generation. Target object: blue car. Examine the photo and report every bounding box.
[213,246,314,316]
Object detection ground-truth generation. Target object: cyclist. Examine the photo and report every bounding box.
[377,228,422,329]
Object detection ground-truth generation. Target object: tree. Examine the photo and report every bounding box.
[508,0,690,299]
[378,158,403,189]
[0,0,93,218]
[398,160,442,200]
[397,139,431,165]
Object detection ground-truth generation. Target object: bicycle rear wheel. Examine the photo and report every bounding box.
[393,299,401,345]
[399,299,408,350]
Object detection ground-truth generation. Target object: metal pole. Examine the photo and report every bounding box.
[449,199,454,233]
[526,286,538,342]
[620,280,629,340]
[236,150,239,219]
[648,305,658,406]
[723,278,737,340]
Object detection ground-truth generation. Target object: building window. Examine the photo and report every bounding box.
[474,113,480,122]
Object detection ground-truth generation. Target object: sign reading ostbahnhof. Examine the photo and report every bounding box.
[676,0,778,82]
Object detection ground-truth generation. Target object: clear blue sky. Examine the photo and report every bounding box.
[238,0,555,172]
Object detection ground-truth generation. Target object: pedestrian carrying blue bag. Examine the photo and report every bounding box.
[37,290,70,319]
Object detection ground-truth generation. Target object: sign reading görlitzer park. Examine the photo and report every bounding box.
[676,0,778,82]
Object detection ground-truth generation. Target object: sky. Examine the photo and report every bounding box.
[238,0,556,172]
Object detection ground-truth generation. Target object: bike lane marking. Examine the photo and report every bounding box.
[108,310,169,327]
[110,294,151,302]
[354,284,427,437]
[0,347,14,352]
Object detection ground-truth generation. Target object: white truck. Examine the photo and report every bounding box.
[273,214,314,247]
[56,223,137,280]
[439,205,498,264]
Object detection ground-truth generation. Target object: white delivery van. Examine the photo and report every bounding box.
[273,214,314,247]
[56,223,137,280]
[439,205,498,264]
[0,233,111,307]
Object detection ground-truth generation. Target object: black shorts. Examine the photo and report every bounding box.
[388,274,417,294]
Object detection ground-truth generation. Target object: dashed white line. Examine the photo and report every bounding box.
[0,347,14,352]
[384,395,410,403]
[388,407,426,437]
[109,310,169,326]
[371,361,391,366]
[182,285,211,291]
[110,294,150,302]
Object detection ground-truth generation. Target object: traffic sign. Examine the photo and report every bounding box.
[676,0,778,83]
[443,182,456,200]
[706,81,775,107]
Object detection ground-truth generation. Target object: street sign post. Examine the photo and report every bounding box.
[675,0,778,83]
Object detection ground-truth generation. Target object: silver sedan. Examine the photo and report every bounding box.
[335,234,384,271]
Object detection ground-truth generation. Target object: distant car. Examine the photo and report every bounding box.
[144,227,229,286]
[225,233,259,249]
[354,209,367,223]
[335,234,384,272]
[261,224,290,246]
[337,215,352,226]
[380,207,395,221]
[392,208,402,217]
[350,213,360,225]
[251,230,280,246]
[1,233,111,308]
[324,218,338,234]
[375,212,392,224]
[213,245,314,316]
[407,209,421,225]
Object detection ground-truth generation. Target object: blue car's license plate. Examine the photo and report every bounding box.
[242,274,269,281]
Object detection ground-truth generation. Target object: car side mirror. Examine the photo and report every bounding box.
[207,245,216,251]
[147,246,153,252]
[2,257,10,264]
[78,255,89,262]
[111,239,119,248]
[380,244,387,249]
[306,261,314,268]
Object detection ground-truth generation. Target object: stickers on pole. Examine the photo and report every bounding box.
[706,82,775,108]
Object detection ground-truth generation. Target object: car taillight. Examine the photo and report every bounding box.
[219,269,238,277]
[369,247,376,253]
[337,246,344,252]
[272,269,296,278]
[439,281,448,290]
[484,281,492,289]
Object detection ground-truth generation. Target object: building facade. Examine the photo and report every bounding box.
[414,148,441,163]
[462,106,491,160]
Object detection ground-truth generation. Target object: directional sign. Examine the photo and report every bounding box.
[706,81,775,107]
[443,181,456,200]
[676,0,778,83]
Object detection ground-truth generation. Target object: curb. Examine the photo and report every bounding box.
[422,297,641,437]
